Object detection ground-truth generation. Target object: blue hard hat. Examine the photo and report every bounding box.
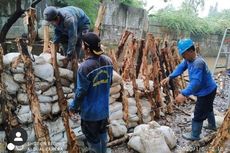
[43,6,58,21]
[177,38,194,55]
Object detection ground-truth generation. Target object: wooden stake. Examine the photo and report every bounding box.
[116,30,132,59]
[16,38,51,153]
[107,135,129,147]
[51,43,80,153]
[208,108,230,153]
[43,25,50,52]
[94,4,106,35]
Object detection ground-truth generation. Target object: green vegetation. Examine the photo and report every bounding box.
[149,1,230,36]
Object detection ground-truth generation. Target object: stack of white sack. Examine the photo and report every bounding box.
[123,79,154,128]
[1,52,80,152]
[109,70,127,138]
[128,121,177,153]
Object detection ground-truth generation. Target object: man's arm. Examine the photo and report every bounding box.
[53,28,62,44]
[69,67,90,112]
[169,60,188,79]
[181,64,203,96]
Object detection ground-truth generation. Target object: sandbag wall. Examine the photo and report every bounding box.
[1,52,78,151]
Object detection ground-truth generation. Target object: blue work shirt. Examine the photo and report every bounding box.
[69,55,113,121]
[53,6,90,57]
[169,56,217,97]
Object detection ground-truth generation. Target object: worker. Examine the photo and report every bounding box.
[43,6,90,61]
[161,38,217,141]
[68,32,113,153]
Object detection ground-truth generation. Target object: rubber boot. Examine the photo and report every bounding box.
[87,141,101,153]
[203,111,217,131]
[182,120,203,141]
[100,133,108,153]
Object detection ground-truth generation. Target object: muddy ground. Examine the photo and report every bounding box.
[111,90,229,153]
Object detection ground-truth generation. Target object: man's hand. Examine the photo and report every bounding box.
[60,57,69,68]
[161,77,170,86]
[68,109,80,121]
[68,100,80,121]
[175,94,187,104]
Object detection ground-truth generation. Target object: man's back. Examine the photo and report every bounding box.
[77,55,113,121]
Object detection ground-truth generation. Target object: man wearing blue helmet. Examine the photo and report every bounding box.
[161,38,217,141]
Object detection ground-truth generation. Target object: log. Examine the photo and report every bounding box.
[135,90,143,124]
[43,25,50,52]
[140,33,156,120]
[116,30,132,59]
[156,39,174,114]
[136,39,145,78]
[16,38,52,153]
[149,34,163,118]
[122,94,129,125]
[51,44,80,153]
[94,4,106,35]
[109,49,119,73]
[173,104,191,116]
[0,44,19,149]
[208,108,230,153]
[24,7,37,45]
[183,132,216,153]
[107,135,129,147]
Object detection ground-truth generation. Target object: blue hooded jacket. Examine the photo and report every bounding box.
[69,55,113,121]
[169,56,217,97]
[53,6,90,57]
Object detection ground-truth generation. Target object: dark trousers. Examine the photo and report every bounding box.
[193,88,217,122]
[60,28,89,61]
[81,118,108,144]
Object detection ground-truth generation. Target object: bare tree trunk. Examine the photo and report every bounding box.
[51,44,80,153]
[16,38,51,153]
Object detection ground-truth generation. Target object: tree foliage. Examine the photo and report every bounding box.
[119,0,144,8]
[149,2,230,37]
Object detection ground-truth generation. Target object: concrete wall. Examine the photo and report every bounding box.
[100,2,148,44]
[0,0,51,38]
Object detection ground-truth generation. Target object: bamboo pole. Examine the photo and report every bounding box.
[16,38,51,153]
[50,43,80,153]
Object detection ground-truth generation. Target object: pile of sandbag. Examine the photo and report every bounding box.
[128,121,177,153]
[109,71,127,138]
[123,79,154,128]
[2,52,79,151]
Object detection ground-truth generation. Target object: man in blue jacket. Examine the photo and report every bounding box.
[161,38,217,141]
[43,6,90,62]
[68,32,113,153]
